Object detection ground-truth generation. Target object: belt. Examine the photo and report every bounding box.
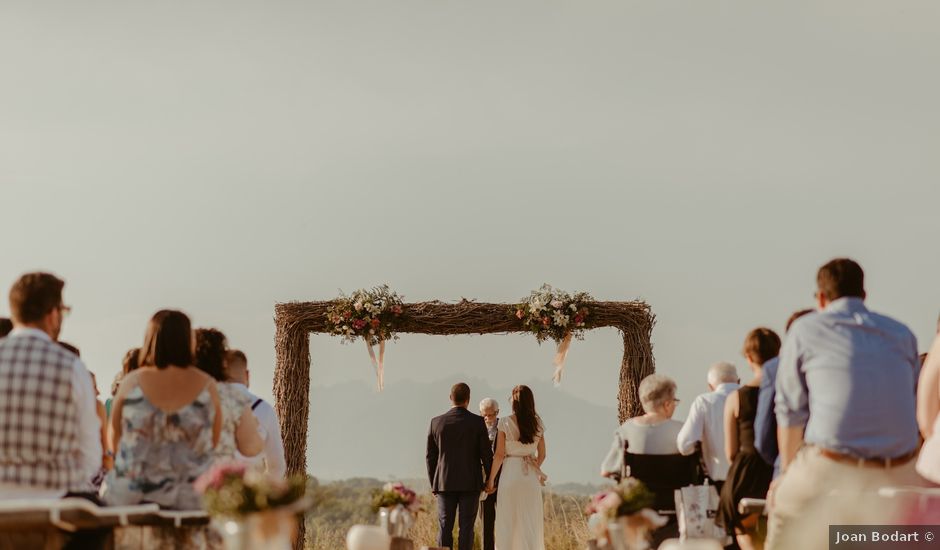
[818,448,918,468]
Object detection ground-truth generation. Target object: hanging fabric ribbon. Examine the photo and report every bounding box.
[366,338,387,391]
[552,332,574,386]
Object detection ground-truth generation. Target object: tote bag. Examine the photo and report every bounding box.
[674,483,728,543]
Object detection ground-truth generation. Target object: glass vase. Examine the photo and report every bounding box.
[216,509,298,550]
[378,504,413,538]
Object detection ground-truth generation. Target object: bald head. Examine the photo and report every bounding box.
[226,349,249,385]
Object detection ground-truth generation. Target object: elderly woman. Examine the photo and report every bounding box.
[601,374,682,477]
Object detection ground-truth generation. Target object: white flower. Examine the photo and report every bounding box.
[552,311,569,326]
[550,300,563,309]
[354,301,363,312]
[569,304,577,312]
[529,299,544,314]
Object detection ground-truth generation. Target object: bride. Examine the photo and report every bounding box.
[485,385,547,550]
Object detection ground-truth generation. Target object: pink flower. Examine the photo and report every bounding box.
[352,319,367,330]
[574,315,584,325]
[194,462,247,494]
[391,305,403,315]
[597,492,622,515]
[541,317,550,326]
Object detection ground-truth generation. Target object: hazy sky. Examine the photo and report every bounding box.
[2,1,939,479]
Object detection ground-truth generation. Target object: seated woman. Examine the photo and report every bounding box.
[102,310,222,509]
[194,328,264,462]
[717,328,779,550]
[601,374,684,477]
[601,374,692,546]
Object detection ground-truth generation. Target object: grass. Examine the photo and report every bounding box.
[306,480,590,550]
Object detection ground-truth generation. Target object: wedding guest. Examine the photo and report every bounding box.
[479,397,500,550]
[0,317,12,338]
[194,329,263,462]
[601,374,683,477]
[915,332,940,483]
[122,347,140,374]
[602,374,687,547]
[918,313,940,367]
[766,259,924,549]
[103,310,222,509]
[677,362,740,488]
[106,348,141,418]
[0,273,101,500]
[87,371,113,490]
[753,309,813,478]
[227,349,286,477]
[718,328,780,550]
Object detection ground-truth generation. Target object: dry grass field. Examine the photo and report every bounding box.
[306,480,591,550]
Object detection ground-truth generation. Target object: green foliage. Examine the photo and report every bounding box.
[197,463,308,517]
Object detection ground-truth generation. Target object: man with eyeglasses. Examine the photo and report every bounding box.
[0,272,101,501]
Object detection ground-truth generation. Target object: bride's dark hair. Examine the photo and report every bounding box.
[512,385,542,444]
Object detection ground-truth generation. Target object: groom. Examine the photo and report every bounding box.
[426,383,494,550]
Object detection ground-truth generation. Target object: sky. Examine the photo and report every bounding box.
[2,1,939,481]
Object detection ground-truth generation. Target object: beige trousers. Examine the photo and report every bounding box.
[766,446,927,550]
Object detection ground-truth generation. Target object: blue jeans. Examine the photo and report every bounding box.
[436,491,479,550]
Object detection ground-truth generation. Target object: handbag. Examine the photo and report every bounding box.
[674,482,727,542]
[673,445,729,543]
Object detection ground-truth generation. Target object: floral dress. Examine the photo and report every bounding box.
[102,385,215,510]
[212,383,253,462]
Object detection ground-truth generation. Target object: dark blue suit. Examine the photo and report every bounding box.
[427,407,493,550]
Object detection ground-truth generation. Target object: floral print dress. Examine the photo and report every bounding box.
[102,385,215,510]
[213,383,253,463]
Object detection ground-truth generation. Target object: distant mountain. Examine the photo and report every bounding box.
[307,374,622,484]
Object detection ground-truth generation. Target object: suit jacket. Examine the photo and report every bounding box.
[426,407,493,493]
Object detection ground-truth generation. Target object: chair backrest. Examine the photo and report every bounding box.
[625,452,703,511]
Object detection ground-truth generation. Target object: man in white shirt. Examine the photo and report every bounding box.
[0,272,101,499]
[226,350,286,477]
[676,361,740,487]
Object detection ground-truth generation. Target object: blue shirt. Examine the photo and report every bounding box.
[775,297,920,459]
[753,357,780,477]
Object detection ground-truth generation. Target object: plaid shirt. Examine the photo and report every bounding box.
[0,332,83,490]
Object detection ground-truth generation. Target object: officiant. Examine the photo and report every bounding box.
[479,397,500,550]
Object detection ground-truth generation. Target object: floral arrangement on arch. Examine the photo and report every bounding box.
[194,462,309,517]
[514,284,594,384]
[325,285,404,391]
[371,482,422,514]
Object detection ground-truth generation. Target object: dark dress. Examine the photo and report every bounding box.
[717,386,773,533]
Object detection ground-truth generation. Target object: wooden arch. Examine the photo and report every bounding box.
[273,299,656,478]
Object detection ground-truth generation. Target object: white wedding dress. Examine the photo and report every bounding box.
[494,416,545,550]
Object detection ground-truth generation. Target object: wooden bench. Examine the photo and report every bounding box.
[0,499,210,549]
